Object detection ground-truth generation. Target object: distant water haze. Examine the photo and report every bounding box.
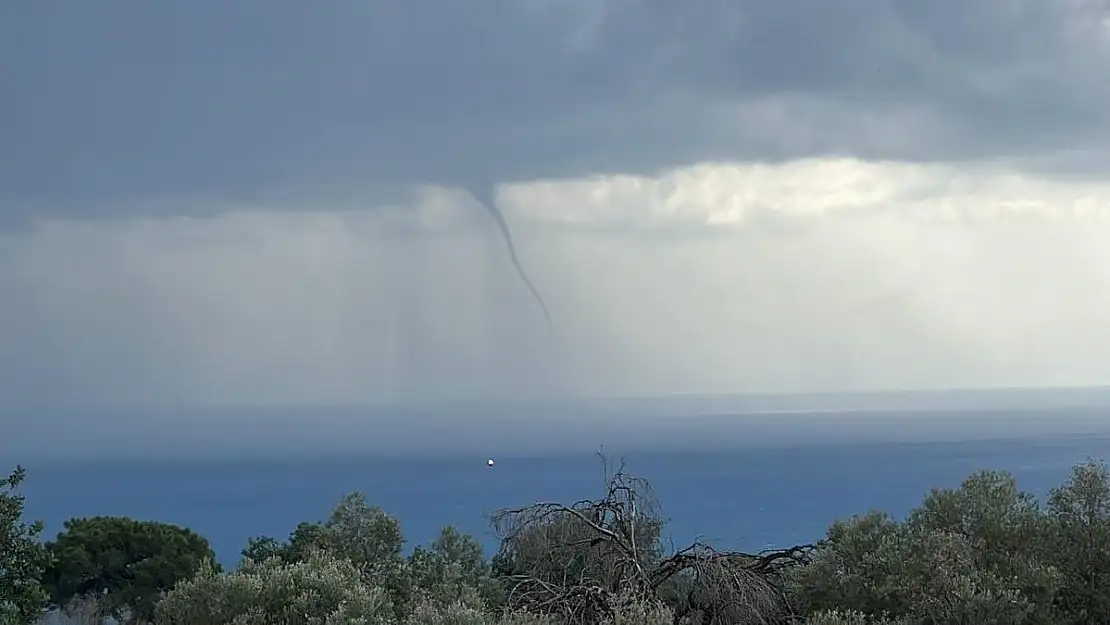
[7,388,1110,462]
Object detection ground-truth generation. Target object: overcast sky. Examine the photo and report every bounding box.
[5,1,1110,413]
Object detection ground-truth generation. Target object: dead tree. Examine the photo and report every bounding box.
[490,454,820,624]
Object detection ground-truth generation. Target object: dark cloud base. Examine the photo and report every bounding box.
[2,0,1109,225]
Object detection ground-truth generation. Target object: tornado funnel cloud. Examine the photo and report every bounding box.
[469,186,553,332]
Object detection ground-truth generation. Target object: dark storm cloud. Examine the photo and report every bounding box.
[2,0,1108,224]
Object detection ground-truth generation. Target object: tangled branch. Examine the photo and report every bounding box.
[490,454,821,624]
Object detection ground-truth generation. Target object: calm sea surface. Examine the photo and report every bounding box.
[18,421,1110,568]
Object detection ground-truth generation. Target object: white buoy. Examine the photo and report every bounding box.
[487,458,495,467]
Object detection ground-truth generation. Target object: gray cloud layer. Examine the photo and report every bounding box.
[7,160,1110,410]
[4,0,1110,223]
[6,1,1110,453]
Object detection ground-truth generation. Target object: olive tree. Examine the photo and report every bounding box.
[156,550,393,625]
[1043,460,1110,624]
[241,491,413,618]
[243,492,404,580]
[409,526,501,612]
[789,470,1061,625]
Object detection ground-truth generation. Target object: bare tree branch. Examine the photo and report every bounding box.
[489,453,821,624]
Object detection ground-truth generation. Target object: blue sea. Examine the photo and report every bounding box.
[16,396,1110,568]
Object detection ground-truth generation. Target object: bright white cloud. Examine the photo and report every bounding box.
[5,157,1110,408]
[499,158,1110,226]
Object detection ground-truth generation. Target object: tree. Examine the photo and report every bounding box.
[242,493,404,581]
[241,491,411,619]
[240,535,286,563]
[241,521,330,565]
[789,470,1061,625]
[490,455,813,625]
[785,511,905,618]
[1044,460,1110,624]
[321,492,405,582]
[414,526,489,587]
[43,516,216,624]
[156,550,394,625]
[409,525,502,613]
[0,465,51,625]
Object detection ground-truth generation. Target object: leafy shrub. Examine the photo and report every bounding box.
[409,526,502,613]
[804,609,912,625]
[789,470,1063,625]
[155,550,393,625]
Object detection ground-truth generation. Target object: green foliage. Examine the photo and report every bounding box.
[18,455,1110,625]
[241,491,410,619]
[404,603,558,625]
[0,466,51,625]
[241,520,332,567]
[242,493,403,580]
[322,492,406,583]
[155,550,394,625]
[42,516,216,624]
[1043,460,1110,624]
[405,598,490,625]
[409,526,502,611]
[239,536,286,563]
[789,469,1070,625]
[803,609,912,625]
[787,511,902,617]
[491,613,558,625]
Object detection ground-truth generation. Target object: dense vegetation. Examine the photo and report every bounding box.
[4,454,1110,624]
[1,467,51,624]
